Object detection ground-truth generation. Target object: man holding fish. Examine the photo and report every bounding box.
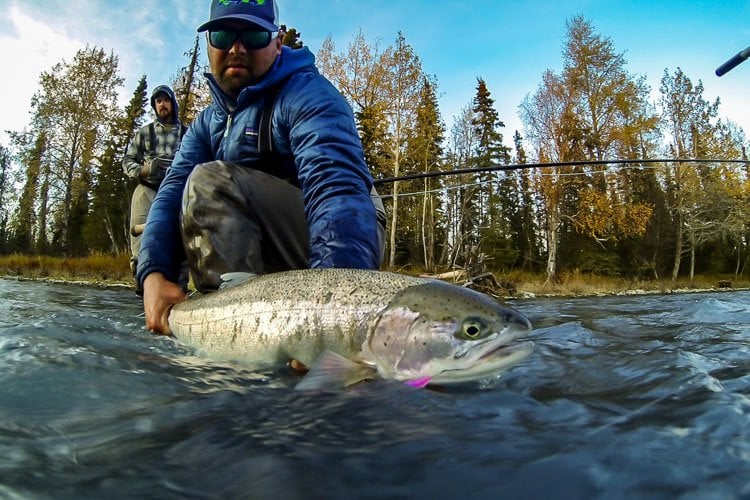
[138,0,386,333]
[136,1,533,389]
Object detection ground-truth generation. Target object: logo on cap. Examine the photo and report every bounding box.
[218,0,267,5]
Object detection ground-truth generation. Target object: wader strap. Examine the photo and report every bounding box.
[148,123,156,153]
[255,84,300,187]
[258,89,280,155]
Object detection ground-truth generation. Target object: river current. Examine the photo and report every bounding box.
[1,278,749,499]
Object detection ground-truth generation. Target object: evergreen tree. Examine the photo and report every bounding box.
[511,130,540,270]
[84,76,148,254]
[471,77,514,270]
[405,76,445,271]
[67,129,96,256]
[357,103,390,177]
[9,130,47,253]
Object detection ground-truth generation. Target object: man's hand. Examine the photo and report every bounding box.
[142,272,186,335]
[139,158,153,178]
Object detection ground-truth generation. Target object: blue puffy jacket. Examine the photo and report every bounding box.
[136,46,380,286]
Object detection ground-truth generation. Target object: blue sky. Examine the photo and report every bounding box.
[1,0,749,150]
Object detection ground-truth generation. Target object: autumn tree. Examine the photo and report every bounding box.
[318,30,424,268]
[317,30,393,179]
[280,25,304,49]
[681,121,747,279]
[29,46,123,255]
[443,105,481,270]
[376,33,423,267]
[520,70,578,280]
[521,18,656,280]
[659,67,725,281]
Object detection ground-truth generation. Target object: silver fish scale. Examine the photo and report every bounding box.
[169,268,429,366]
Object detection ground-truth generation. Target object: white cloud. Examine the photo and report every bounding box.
[0,6,83,143]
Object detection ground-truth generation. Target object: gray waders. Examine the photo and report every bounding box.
[181,161,386,294]
[130,183,190,293]
[129,183,156,269]
[181,161,309,293]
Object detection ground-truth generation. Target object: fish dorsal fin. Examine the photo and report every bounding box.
[219,272,256,290]
[294,350,377,391]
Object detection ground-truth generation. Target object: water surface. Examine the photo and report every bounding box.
[1,278,749,499]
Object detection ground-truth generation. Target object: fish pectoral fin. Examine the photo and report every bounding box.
[294,350,377,391]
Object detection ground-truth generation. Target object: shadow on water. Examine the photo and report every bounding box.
[1,278,749,499]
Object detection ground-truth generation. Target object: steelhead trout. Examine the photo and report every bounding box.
[168,269,533,390]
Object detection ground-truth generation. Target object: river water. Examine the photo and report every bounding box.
[0,278,749,499]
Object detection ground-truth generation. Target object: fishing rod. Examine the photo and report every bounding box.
[372,158,749,186]
[716,45,750,76]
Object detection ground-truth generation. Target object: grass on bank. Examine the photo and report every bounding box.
[0,253,747,296]
[505,269,749,296]
[0,253,133,285]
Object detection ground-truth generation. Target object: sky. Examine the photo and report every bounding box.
[1,0,749,151]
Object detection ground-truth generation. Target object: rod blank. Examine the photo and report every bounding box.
[716,46,750,76]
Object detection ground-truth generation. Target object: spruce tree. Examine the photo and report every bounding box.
[84,76,148,254]
[471,77,513,269]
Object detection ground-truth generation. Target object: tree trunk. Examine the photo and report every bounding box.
[671,211,683,282]
[388,179,399,268]
[688,230,696,283]
[545,208,560,283]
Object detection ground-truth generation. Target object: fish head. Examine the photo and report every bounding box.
[364,280,533,385]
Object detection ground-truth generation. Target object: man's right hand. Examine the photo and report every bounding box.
[142,272,186,335]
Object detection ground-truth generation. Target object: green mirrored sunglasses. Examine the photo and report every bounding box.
[208,29,273,51]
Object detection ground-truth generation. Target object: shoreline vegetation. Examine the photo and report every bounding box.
[0,253,747,299]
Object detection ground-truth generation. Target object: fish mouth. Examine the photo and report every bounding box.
[429,341,535,384]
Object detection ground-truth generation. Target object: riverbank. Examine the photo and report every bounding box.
[0,253,747,298]
[0,254,132,288]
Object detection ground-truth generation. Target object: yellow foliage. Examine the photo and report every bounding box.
[575,188,652,241]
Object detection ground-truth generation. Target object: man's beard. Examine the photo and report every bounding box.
[158,108,171,121]
[218,72,254,98]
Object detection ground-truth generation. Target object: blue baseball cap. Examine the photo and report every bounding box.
[197,0,279,33]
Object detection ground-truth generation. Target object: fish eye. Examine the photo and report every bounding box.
[458,318,487,340]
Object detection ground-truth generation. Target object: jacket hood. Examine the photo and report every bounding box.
[151,85,179,124]
[205,46,317,112]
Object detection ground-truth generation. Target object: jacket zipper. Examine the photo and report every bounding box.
[224,114,233,139]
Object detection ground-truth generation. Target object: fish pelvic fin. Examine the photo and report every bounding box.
[294,350,377,391]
